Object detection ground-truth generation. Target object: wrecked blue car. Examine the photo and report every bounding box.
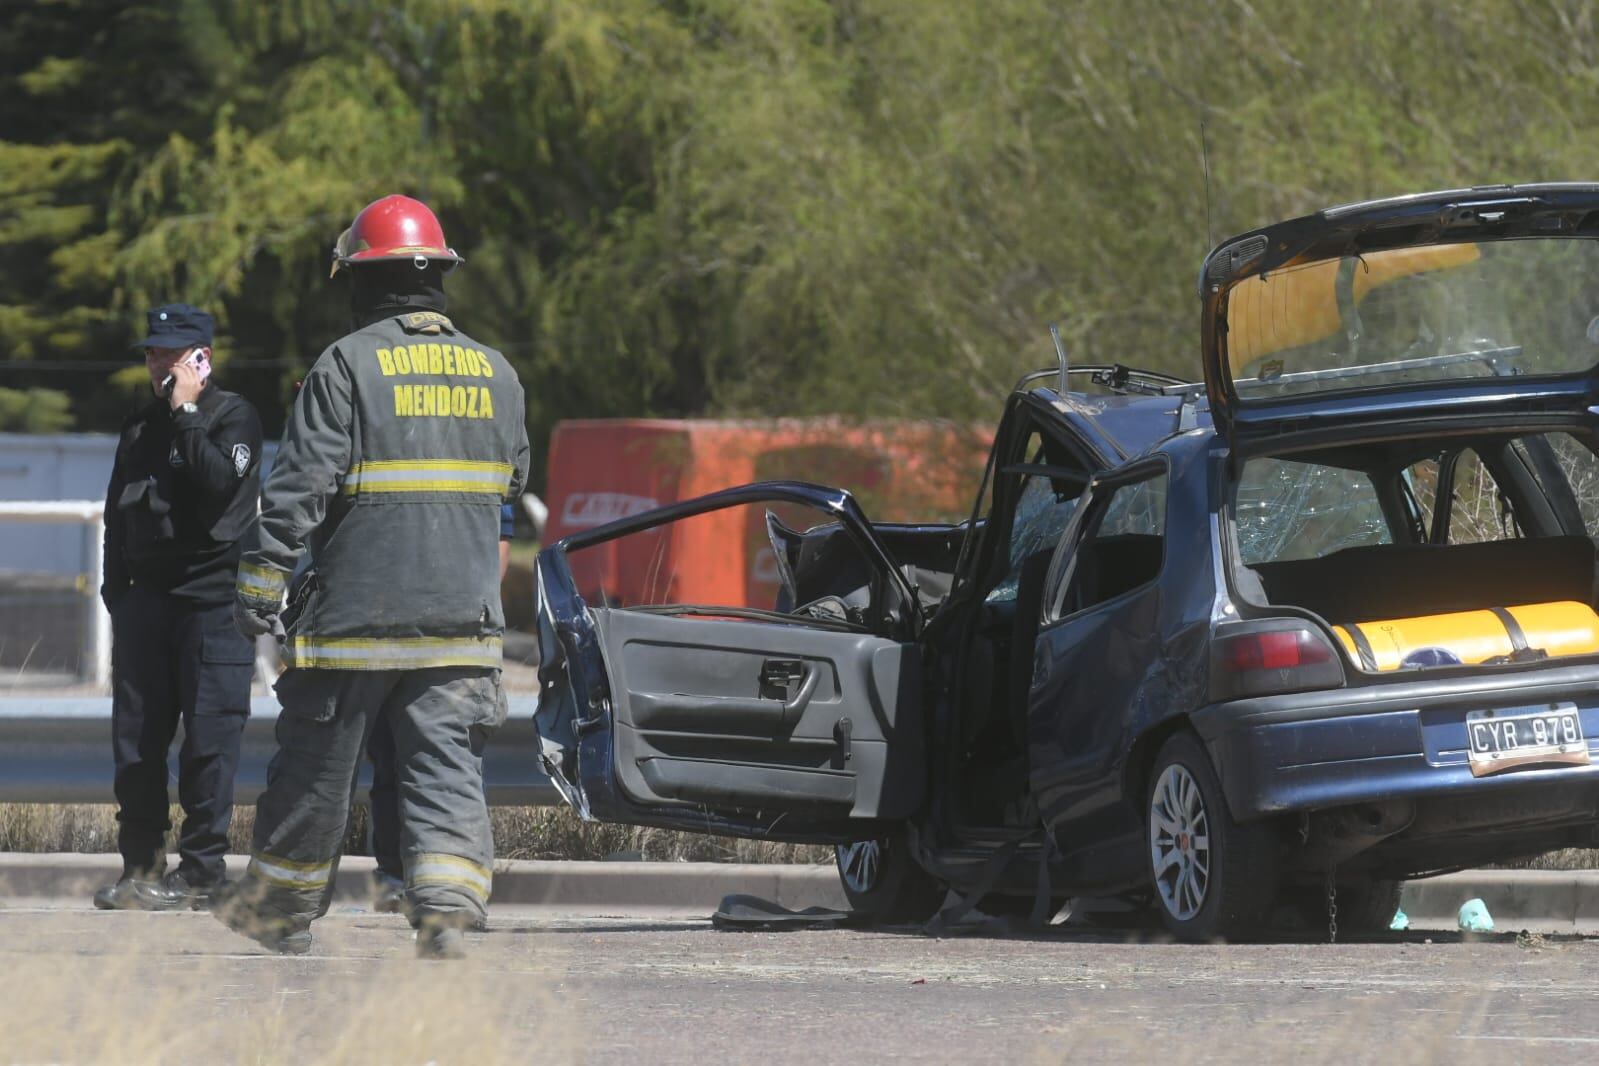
[535,185,1599,940]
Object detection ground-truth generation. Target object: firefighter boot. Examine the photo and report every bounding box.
[416,920,468,961]
[211,882,313,956]
[372,869,410,916]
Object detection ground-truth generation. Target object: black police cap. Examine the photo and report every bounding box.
[132,304,214,352]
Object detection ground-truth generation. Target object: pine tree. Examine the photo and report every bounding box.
[0,0,214,430]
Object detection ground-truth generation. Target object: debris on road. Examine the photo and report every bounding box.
[1457,898,1495,933]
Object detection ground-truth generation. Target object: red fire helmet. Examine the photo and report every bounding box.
[330,194,463,276]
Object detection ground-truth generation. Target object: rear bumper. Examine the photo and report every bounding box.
[1193,662,1599,819]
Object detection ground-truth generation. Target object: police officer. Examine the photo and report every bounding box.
[94,304,263,911]
[368,502,514,918]
[216,195,530,960]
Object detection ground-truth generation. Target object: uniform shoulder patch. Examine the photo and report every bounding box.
[232,443,252,477]
[400,311,455,335]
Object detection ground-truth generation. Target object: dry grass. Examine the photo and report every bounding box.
[0,803,831,865]
[1505,847,1599,871]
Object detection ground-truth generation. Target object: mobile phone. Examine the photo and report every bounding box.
[161,348,212,395]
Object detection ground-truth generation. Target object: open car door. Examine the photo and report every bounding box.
[533,481,929,842]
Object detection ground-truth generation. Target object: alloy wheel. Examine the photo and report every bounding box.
[1150,763,1211,921]
[838,839,883,894]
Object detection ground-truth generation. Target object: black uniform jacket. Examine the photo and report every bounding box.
[102,384,263,607]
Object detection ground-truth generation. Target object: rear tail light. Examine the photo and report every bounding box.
[1212,622,1345,700]
[1221,629,1332,671]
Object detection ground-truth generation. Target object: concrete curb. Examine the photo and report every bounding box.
[1399,870,1599,933]
[4,854,1594,932]
[0,852,849,913]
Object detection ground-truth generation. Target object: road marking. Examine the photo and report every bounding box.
[1456,1035,1599,1045]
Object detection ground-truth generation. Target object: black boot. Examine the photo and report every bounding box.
[92,874,161,911]
[143,869,227,912]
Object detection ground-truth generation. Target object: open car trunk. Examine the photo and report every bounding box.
[1247,536,1599,671]
[1231,429,1599,674]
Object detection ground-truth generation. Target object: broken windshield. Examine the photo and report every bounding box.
[985,473,1081,604]
[1223,238,1599,399]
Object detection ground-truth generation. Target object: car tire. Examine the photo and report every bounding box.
[835,833,946,925]
[1146,731,1280,942]
[1287,878,1404,939]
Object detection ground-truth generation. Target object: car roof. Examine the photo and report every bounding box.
[1026,385,1215,462]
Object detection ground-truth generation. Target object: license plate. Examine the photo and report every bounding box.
[1466,704,1590,777]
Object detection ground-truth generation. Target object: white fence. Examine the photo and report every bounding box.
[0,695,557,805]
[0,491,549,691]
[0,500,109,687]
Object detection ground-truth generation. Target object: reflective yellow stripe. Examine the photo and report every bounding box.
[408,853,492,903]
[236,560,287,603]
[343,480,509,495]
[287,635,502,670]
[250,853,332,891]
[410,872,492,901]
[341,459,512,497]
[413,853,492,879]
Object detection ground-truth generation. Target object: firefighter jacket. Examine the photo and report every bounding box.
[237,311,530,670]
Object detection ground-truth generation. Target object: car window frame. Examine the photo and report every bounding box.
[1398,440,1558,545]
[983,462,1093,606]
[948,403,1102,612]
[553,479,923,639]
[1514,430,1599,536]
[1042,455,1171,627]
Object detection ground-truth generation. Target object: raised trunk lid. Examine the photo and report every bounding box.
[1200,184,1599,447]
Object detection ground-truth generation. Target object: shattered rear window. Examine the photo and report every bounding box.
[1235,458,1391,563]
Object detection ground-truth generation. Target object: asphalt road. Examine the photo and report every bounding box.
[4,903,1598,1064]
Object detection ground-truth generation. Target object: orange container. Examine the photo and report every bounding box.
[543,419,991,609]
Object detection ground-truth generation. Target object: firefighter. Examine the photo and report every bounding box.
[215,195,530,960]
[94,304,262,911]
[367,501,514,921]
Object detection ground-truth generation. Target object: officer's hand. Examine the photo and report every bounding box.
[234,598,285,642]
[167,357,203,410]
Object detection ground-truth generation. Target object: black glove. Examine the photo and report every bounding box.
[234,597,285,642]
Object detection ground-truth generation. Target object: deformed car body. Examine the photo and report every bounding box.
[534,184,1599,940]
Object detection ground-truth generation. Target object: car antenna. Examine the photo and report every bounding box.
[1049,322,1069,394]
[1200,121,1215,250]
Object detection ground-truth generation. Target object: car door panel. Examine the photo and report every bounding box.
[595,608,922,818]
[533,480,927,841]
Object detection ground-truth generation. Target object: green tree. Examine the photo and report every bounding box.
[11,0,1599,478]
[0,0,219,429]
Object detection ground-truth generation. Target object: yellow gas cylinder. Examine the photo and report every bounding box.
[1334,601,1599,671]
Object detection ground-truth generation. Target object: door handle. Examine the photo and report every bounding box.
[761,659,819,733]
[778,665,819,733]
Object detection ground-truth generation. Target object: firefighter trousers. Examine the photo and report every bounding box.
[238,665,499,931]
